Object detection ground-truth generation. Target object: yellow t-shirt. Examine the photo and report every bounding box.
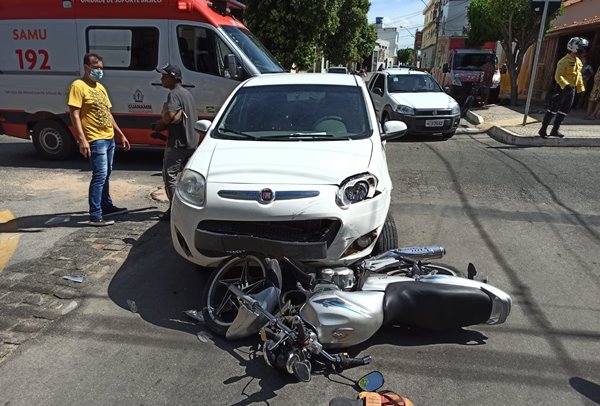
[67,79,114,142]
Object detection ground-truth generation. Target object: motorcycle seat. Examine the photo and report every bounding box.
[382,281,492,330]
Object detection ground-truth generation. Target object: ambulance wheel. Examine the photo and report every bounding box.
[32,120,76,160]
[373,212,399,255]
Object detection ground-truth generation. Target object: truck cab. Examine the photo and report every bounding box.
[442,49,501,105]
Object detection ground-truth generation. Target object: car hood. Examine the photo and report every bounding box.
[205,139,374,185]
[390,92,458,109]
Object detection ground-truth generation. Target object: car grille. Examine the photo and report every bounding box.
[414,109,452,116]
[197,219,341,247]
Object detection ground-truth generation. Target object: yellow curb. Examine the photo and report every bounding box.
[0,210,20,273]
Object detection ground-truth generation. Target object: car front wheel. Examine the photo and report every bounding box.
[373,212,399,255]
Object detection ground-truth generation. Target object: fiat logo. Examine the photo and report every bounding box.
[259,188,274,203]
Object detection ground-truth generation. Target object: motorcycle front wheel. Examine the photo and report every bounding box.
[202,254,280,336]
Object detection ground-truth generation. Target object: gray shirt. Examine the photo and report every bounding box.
[166,85,198,149]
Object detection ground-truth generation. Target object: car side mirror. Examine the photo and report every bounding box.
[381,120,407,141]
[442,63,449,74]
[194,119,212,133]
[225,54,242,80]
[500,64,507,75]
[444,86,451,94]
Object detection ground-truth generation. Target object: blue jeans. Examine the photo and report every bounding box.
[88,138,115,221]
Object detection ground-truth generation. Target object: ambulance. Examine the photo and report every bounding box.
[0,0,284,159]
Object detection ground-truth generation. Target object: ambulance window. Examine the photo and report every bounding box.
[177,26,246,80]
[87,27,158,71]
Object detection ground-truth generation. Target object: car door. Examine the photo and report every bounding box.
[368,73,385,120]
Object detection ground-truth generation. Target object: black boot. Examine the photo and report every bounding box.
[550,114,566,138]
[538,112,554,139]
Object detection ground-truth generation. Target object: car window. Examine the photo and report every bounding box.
[372,74,385,93]
[215,84,370,139]
[387,74,442,93]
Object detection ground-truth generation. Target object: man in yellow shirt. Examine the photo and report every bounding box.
[539,37,589,139]
[68,53,131,226]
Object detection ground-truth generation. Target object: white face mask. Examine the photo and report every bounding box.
[90,68,104,81]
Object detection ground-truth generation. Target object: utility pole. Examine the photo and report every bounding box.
[522,0,561,125]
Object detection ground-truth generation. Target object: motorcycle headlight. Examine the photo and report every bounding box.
[176,169,206,207]
[451,104,460,115]
[395,105,415,115]
[336,173,378,209]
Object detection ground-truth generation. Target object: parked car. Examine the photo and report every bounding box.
[170,73,407,268]
[368,68,461,138]
[327,66,349,74]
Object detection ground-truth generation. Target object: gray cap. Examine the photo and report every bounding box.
[157,63,182,80]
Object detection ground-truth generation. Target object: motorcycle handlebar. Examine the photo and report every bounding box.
[340,355,372,369]
[227,284,258,307]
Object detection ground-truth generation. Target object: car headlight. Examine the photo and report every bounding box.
[176,169,206,207]
[451,104,460,115]
[336,173,378,209]
[395,105,415,115]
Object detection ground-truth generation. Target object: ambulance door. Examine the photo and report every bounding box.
[170,23,249,119]
[79,20,170,146]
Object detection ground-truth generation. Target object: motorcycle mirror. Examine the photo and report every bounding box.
[292,360,312,382]
[357,371,384,392]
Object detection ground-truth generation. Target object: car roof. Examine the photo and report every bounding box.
[241,73,363,87]
[380,68,428,76]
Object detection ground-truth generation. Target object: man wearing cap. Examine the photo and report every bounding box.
[153,64,198,221]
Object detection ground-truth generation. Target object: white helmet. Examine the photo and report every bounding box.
[567,37,589,53]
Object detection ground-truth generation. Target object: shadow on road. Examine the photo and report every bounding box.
[0,207,160,233]
[106,222,300,405]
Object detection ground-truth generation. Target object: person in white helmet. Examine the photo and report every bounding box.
[539,37,589,138]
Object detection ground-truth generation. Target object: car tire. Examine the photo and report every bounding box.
[442,130,456,139]
[373,212,399,255]
[32,120,76,160]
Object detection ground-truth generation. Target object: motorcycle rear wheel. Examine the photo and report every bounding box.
[202,254,279,337]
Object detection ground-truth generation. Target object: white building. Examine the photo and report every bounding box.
[440,0,471,36]
[375,17,399,66]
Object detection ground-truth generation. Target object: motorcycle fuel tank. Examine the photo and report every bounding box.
[300,289,385,349]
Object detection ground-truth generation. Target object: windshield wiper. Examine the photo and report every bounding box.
[217,128,259,140]
[261,133,343,141]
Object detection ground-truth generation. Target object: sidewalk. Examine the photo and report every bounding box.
[465,103,600,146]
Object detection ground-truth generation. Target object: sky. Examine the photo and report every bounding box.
[367,0,426,49]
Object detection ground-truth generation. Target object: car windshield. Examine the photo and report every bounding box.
[387,74,442,93]
[453,53,497,71]
[221,26,284,74]
[214,84,371,140]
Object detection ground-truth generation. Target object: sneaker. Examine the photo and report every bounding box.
[538,128,549,139]
[103,205,128,216]
[89,218,115,227]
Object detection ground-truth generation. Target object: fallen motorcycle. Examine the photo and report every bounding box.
[201,246,511,381]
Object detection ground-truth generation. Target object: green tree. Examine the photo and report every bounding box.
[397,48,415,65]
[467,0,561,105]
[244,0,342,71]
[322,0,375,66]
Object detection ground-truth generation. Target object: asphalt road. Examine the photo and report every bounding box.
[0,132,599,405]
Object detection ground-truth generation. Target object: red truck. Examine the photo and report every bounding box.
[432,37,501,105]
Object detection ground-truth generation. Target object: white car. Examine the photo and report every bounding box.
[368,68,461,138]
[170,73,407,268]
